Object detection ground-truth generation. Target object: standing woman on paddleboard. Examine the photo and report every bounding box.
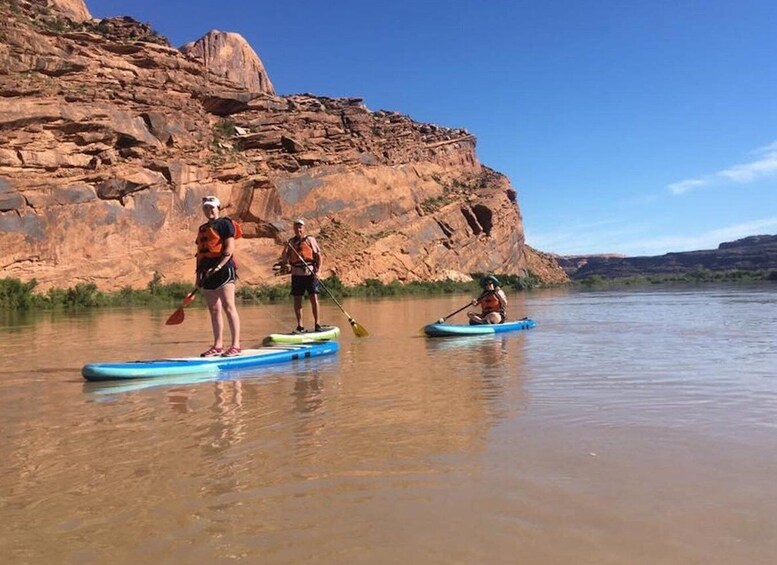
[196,196,241,357]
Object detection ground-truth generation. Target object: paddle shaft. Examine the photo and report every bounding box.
[440,302,472,322]
[284,240,368,337]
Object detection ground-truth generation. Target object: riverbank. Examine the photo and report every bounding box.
[0,272,541,311]
[575,268,777,287]
[5,268,776,311]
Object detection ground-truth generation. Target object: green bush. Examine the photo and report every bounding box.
[319,275,350,297]
[213,118,237,139]
[237,284,291,303]
[0,278,39,310]
[0,270,545,311]
[575,269,771,287]
[147,272,191,301]
[63,283,103,308]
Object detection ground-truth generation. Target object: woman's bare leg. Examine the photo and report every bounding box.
[204,289,224,348]
[218,283,240,348]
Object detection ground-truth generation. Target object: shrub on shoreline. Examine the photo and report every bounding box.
[577,269,773,287]
[0,272,542,311]
[4,268,770,310]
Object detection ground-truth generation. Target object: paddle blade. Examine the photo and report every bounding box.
[165,289,198,325]
[350,319,369,337]
[165,307,186,325]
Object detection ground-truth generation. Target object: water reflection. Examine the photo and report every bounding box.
[424,333,510,366]
[424,333,530,425]
[208,380,247,449]
[3,288,776,564]
[292,372,325,415]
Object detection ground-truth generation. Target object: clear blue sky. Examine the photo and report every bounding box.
[87,0,777,256]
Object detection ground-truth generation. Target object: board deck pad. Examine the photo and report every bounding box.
[262,325,341,345]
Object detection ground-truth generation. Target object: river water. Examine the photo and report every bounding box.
[1,284,775,564]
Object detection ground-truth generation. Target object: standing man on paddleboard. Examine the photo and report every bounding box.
[196,196,242,356]
[281,218,323,333]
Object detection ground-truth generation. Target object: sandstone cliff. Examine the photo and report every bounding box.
[524,246,569,284]
[48,0,91,23]
[567,235,777,280]
[180,30,275,95]
[0,1,532,290]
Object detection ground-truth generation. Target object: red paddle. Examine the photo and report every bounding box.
[165,288,199,325]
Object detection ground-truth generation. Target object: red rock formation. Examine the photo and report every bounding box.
[48,0,91,23]
[0,1,533,290]
[181,30,275,95]
[524,246,569,284]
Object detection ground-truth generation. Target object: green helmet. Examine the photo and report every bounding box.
[480,275,500,288]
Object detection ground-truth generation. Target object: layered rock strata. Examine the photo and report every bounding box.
[566,235,777,280]
[48,0,91,23]
[524,246,569,284]
[181,30,275,95]
[0,1,531,290]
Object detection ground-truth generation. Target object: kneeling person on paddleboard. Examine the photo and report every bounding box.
[468,275,507,325]
[196,196,241,357]
[281,218,323,333]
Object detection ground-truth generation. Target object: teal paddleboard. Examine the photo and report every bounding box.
[423,318,536,337]
[82,341,339,381]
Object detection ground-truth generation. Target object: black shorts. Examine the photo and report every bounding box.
[199,263,237,290]
[291,274,320,297]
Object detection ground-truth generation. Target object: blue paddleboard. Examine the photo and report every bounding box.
[82,341,339,381]
[423,318,536,337]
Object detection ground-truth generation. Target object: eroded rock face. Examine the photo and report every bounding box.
[524,246,570,284]
[0,1,532,290]
[181,30,275,95]
[48,0,91,22]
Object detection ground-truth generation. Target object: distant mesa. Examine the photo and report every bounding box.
[561,235,777,280]
[718,234,777,250]
[180,30,275,95]
[554,253,626,277]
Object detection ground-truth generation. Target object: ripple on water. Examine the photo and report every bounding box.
[1,288,776,564]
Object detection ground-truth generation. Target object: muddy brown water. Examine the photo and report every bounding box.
[1,285,775,564]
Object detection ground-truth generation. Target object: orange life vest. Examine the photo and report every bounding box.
[290,236,316,267]
[479,291,503,314]
[196,218,242,261]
